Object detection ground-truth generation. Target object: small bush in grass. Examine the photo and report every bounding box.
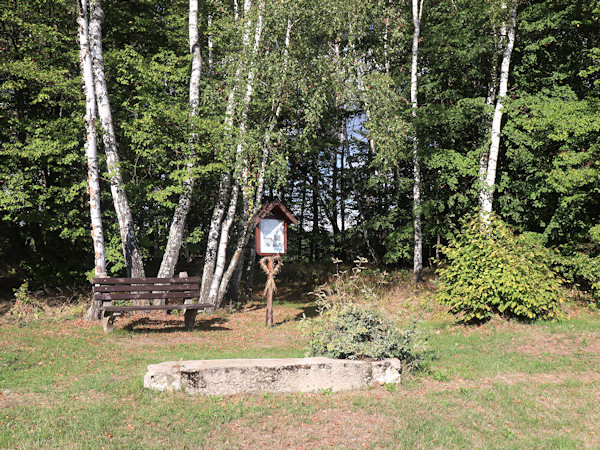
[436,214,563,323]
[302,302,427,367]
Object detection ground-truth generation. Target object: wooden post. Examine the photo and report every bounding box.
[265,258,274,327]
[260,255,282,327]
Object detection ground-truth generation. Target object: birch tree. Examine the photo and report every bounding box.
[156,0,203,279]
[479,0,517,216]
[200,0,253,302]
[89,0,145,277]
[214,16,295,307]
[411,0,424,283]
[78,0,106,279]
[205,0,266,307]
[78,0,106,320]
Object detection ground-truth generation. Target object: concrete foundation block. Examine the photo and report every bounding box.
[144,357,401,396]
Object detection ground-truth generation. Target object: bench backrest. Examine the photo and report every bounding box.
[92,277,201,302]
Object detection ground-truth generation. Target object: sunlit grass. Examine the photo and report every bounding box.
[1,267,599,447]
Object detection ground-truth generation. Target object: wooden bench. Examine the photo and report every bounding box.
[92,276,211,333]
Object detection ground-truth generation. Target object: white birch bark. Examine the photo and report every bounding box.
[384,15,390,76]
[156,0,203,280]
[200,176,230,301]
[207,14,214,72]
[479,18,505,207]
[79,0,106,321]
[227,18,292,303]
[212,14,292,308]
[89,0,145,278]
[207,0,264,306]
[207,182,240,305]
[200,0,253,301]
[480,1,517,216]
[411,0,424,283]
[78,0,106,279]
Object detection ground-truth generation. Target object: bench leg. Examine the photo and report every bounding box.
[184,309,197,331]
[102,312,117,333]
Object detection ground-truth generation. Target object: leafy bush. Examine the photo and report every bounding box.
[554,252,600,301]
[302,302,427,365]
[436,215,563,323]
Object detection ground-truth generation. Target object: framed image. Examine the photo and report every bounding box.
[257,218,286,255]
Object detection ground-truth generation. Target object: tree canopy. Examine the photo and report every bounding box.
[1,0,598,300]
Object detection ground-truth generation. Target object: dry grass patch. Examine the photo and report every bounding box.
[213,406,393,449]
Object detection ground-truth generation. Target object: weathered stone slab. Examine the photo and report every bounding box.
[144,357,401,396]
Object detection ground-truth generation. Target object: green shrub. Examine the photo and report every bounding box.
[436,214,563,323]
[553,253,600,301]
[302,302,427,365]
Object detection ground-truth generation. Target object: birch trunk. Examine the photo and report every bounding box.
[200,0,252,301]
[212,15,293,308]
[207,182,240,304]
[480,1,517,216]
[89,0,144,278]
[207,14,214,72]
[479,19,505,207]
[156,0,202,280]
[207,0,265,307]
[79,0,106,321]
[78,0,105,278]
[411,0,424,283]
[200,176,230,301]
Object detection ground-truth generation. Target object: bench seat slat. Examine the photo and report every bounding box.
[94,291,200,301]
[99,303,211,312]
[92,277,199,284]
[93,284,199,293]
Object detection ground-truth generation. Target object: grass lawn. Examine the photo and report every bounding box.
[1,270,599,448]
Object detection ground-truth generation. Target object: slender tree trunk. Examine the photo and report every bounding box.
[297,180,307,259]
[207,13,214,72]
[227,227,246,304]
[157,0,203,280]
[244,240,257,295]
[479,20,504,207]
[340,139,345,238]
[211,12,292,309]
[311,163,319,263]
[411,0,424,283]
[200,176,230,300]
[79,0,106,321]
[89,0,144,278]
[78,0,105,279]
[332,127,339,255]
[206,0,264,307]
[207,182,240,304]
[200,0,252,300]
[480,1,517,216]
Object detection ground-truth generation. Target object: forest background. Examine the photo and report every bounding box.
[1,0,599,304]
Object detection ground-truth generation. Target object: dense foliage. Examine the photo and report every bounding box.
[0,0,598,301]
[437,215,564,322]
